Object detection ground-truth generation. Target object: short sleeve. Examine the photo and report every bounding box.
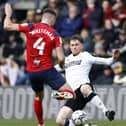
[54,31,62,48]
[18,23,34,33]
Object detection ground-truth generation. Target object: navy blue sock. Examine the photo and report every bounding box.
[64,118,70,126]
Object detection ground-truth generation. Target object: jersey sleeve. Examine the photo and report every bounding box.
[85,52,114,65]
[18,23,34,33]
[54,31,62,48]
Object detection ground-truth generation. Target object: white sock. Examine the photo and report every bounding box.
[69,119,75,126]
[90,95,108,114]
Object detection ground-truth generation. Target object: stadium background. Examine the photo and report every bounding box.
[0,0,126,126]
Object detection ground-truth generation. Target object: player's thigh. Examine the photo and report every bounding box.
[28,72,44,92]
[65,87,89,111]
[44,67,66,90]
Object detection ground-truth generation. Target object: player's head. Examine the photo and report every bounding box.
[42,8,56,26]
[70,35,83,56]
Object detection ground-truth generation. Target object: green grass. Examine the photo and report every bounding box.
[0,119,126,126]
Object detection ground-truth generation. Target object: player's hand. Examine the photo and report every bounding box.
[5,3,12,18]
[112,49,120,59]
[119,14,126,19]
[112,3,122,10]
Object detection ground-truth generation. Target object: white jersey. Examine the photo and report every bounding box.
[64,52,114,91]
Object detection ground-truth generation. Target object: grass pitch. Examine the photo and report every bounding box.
[0,119,126,126]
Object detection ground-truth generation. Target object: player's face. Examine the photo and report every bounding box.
[70,40,82,56]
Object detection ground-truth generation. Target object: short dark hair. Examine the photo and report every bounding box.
[42,8,56,17]
[70,35,83,44]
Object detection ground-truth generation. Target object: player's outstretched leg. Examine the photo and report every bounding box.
[80,84,115,121]
[34,91,44,126]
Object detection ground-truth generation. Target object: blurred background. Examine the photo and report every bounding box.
[0,0,126,125]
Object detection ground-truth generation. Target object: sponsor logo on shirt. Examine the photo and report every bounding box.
[65,60,82,68]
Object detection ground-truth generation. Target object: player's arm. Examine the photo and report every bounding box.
[54,32,65,68]
[4,16,19,31]
[4,3,19,31]
[94,56,114,65]
[89,49,120,65]
[56,47,65,68]
[4,3,31,32]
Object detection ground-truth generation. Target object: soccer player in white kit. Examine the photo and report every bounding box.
[55,35,120,126]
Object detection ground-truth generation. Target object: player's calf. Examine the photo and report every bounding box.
[34,91,44,126]
[56,117,64,126]
[56,106,73,126]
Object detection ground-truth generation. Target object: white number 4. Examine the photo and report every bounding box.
[33,37,45,55]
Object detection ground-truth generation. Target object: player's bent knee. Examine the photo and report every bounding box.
[80,84,92,97]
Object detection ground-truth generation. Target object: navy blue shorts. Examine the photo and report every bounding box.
[28,67,66,92]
